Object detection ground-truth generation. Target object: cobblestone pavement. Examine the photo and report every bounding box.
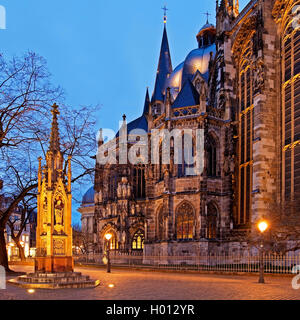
[1,265,300,300]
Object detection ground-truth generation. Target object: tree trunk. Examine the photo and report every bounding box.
[0,226,11,272]
[14,239,25,261]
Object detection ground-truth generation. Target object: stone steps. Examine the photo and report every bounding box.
[18,275,90,284]
[8,272,100,289]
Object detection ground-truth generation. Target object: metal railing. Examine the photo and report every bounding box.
[75,252,300,274]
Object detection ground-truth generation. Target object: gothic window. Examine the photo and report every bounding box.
[177,135,184,178]
[159,143,163,181]
[108,172,118,200]
[132,230,144,250]
[207,203,218,239]
[133,166,146,199]
[282,3,300,201]
[237,40,253,226]
[207,135,217,177]
[177,133,195,177]
[176,202,194,240]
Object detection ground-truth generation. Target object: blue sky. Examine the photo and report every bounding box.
[0,0,249,224]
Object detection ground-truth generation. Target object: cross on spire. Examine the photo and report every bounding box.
[202,11,211,24]
[162,5,168,24]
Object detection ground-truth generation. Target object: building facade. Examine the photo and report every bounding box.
[79,0,300,258]
[0,196,36,260]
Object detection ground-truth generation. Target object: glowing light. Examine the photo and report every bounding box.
[108,284,115,288]
[105,233,112,241]
[258,220,269,233]
[27,289,35,294]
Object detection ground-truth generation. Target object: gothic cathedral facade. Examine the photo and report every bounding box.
[78,0,300,257]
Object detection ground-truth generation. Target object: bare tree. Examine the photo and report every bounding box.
[0,52,63,150]
[7,198,36,261]
[231,195,300,255]
[0,52,98,271]
[265,195,300,254]
[73,224,94,261]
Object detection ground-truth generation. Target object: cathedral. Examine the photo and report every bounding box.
[78,0,300,258]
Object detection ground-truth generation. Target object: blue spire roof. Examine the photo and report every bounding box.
[82,186,94,204]
[151,25,173,103]
[171,79,200,109]
[115,92,149,138]
[143,88,150,115]
[127,115,148,133]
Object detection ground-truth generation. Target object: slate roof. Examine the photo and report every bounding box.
[151,25,173,103]
[82,186,94,204]
[143,88,150,115]
[171,79,200,109]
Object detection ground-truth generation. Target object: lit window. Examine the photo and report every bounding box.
[282,6,300,201]
[176,202,194,240]
[236,40,253,226]
[131,230,144,250]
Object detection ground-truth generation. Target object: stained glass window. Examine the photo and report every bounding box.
[237,40,253,226]
[282,5,300,201]
[132,230,144,250]
[176,202,194,240]
[133,166,146,199]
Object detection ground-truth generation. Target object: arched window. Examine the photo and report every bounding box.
[236,39,253,226]
[132,230,144,250]
[176,202,194,240]
[133,166,146,199]
[177,132,195,177]
[158,142,164,181]
[282,3,300,202]
[207,135,217,177]
[108,171,118,200]
[207,203,218,239]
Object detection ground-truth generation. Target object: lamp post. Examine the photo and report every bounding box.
[105,233,112,273]
[257,220,269,284]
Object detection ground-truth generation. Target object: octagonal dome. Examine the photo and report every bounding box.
[82,186,94,205]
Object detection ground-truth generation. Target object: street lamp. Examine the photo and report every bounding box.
[105,233,112,273]
[257,220,269,284]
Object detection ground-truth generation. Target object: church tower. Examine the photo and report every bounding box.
[35,103,73,273]
[221,0,239,18]
[151,7,173,117]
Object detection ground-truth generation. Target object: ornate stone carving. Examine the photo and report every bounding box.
[253,58,265,95]
[53,239,65,256]
[54,196,64,234]
[41,197,48,234]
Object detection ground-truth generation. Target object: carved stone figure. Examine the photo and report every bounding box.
[54,197,64,233]
[42,197,48,233]
[253,59,265,94]
[117,183,122,198]
[131,204,136,215]
[200,80,208,101]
